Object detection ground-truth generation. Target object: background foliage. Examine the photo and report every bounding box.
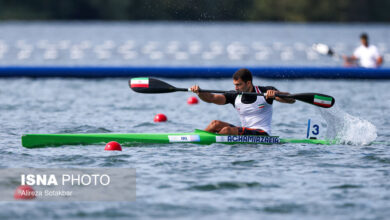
[0,0,389,22]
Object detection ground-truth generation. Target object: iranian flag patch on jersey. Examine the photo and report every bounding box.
[313,95,333,107]
[131,78,149,88]
[258,104,265,109]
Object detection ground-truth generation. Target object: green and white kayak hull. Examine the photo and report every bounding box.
[21,129,335,148]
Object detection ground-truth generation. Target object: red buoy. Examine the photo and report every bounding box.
[154,113,167,122]
[105,141,122,151]
[14,185,36,200]
[187,96,199,105]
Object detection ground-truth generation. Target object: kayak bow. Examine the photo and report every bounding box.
[21,129,335,148]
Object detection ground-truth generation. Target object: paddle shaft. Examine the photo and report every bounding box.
[129,77,335,108]
[175,87,289,97]
[176,87,335,108]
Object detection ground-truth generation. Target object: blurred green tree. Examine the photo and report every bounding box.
[0,0,389,22]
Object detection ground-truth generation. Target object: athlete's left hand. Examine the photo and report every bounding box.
[266,90,278,99]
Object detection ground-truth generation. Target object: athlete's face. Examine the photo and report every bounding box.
[233,78,252,92]
[361,38,368,47]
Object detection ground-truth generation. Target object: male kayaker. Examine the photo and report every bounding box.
[190,68,295,136]
[343,33,383,68]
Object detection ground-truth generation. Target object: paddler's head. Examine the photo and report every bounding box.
[233,68,253,93]
[360,33,369,47]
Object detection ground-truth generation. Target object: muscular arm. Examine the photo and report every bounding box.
[198,92,226,105]
[343,55,358,62]
[377,56,383,67]
[190,85,226,105]
[342,55,358,67]
[275,91,295,104]
[266,90,295,104]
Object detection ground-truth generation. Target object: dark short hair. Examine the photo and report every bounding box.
[360,33,368,40]
[233,68,252,83]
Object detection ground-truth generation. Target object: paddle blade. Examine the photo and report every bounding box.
[312,43,332,56]
[290,93,335,108]
[129,77,178,93]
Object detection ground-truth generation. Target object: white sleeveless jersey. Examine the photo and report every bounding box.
[353,45,381,68]
[234,86,273,134]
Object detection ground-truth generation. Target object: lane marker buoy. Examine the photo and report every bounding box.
[105,141,122,151]
[187,96,199,105]
[154,114,167,122]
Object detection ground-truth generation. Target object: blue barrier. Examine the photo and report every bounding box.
[0,66,390,79]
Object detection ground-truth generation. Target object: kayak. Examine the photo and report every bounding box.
[21,129,335,148]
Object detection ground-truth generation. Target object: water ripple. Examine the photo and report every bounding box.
[1,76,390,219]
[57,125,111,133]
[187,181,273,191]
[263,203,306,214]
[362,155,390,164]
[231,160,256,166]
[329,184,363,189]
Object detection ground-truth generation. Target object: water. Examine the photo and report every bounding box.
[0,77,389,219]
[0,21,389,67]
[0,22,390,219]
[320,107,378,145]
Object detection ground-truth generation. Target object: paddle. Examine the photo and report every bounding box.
[312,43,339,58]
[129,77,335,108]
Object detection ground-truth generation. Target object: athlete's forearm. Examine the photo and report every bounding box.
[377,57,383,66]
[343,55,357,62]
[198,92,215,103]
[276,92,295,104]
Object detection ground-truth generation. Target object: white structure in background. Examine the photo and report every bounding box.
[79,40,92,50]
[0,40,8,59]
[175,51,188,60]
[94,40,113,60]
[141,41,163,60]
[149,51,164,60]
[32,39,59,60]
[280,46,294,61]
[165,41,180,54]
[306,47,319,60]
[43,47,58,60]
[58,40,71,50]
[70,44,84,60]
[16,40,34,60]
[118,40,138,60]
[272,42,283,51]
[252,42,270,61]
[1,39,387,66]
[165,41,188,60]
[141,41,158,54]
[36,39,49,49]
[188,41,202,54]
[293,42,306,51]
[227,41,249,60]
[202,41,224,60]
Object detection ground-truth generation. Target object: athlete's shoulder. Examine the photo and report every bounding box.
[369,45,378,49]
[224,90,238,105]
[369,45,379,52]
[256,86,278,93]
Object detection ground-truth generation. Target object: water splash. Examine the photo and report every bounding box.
[318,107,377,145]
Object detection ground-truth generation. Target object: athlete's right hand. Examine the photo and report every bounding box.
[190,85,200,95]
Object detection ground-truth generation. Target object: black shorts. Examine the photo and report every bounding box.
[228,124,269,136]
